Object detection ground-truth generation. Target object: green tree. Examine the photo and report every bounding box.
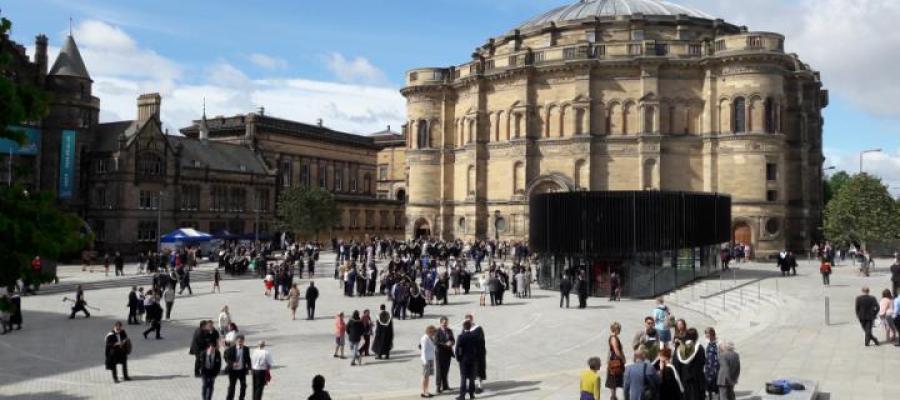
[0,15,86,289]
[823,170,851,206]
[0,15,50,144]
[0,186,88,288]
[824,173,900,250]
[276,186,340,239]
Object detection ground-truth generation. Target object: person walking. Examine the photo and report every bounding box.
[200,342,222,400]
[579,357,602,400]
[879,289,897,343]
[333,312,346,359]
[464,314,487,393]
[455,320,477,400]
[716,342,741,400]
[855,286,880,346]
[213,268,222,293]
[373,304,394,360]
[218,305,233,335]
[653,297,673,347]
[142,290,164,339]
[347,311,364,366]
[361,309,373,357]
[7,292,22,331]
[224,334,251,400]
[305,282,319,320]
[606,322,625,400]
[435,316,456,394]
[893,293,900,347]
[819,259,832,286]
[69,285,91,319]
[114,251,125,276]
[419,325,437,398]
[559,274,572,308]
[163,285,175,320]
[308,374,332,400]
[250,340,273,400]
[179,268,193,295]
[890,257,900,297]
[623,349,659,400]
[105,321,132,383]
[288,284,301,320]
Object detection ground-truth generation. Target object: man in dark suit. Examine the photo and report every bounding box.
[127,286,139,324]
[455,320,478,400]
[199,342,222,400]
[855,286,880,346]
[890,256,900,297]
[435,316,456,393]
[224,334,251,400]
[305,281,319,320]
[559,274,572,308]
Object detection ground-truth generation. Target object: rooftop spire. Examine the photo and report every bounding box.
[48,34,91,79]
[199,97,210,141]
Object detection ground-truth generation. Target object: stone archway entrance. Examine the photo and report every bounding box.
[733,222,751,245]
[413,218,431,239]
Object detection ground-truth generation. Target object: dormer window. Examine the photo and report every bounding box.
[137,153,163,176]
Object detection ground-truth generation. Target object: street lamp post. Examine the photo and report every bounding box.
[859,149,882,174]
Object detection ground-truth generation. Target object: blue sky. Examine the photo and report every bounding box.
[3,0,899,191]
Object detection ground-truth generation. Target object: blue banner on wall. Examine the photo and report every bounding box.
[0,125,41,155]
[59,130,77,199]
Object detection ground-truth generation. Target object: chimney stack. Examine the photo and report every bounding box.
[35,34,48,85]
[137,93,162,124]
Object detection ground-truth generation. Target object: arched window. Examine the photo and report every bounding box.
[644,105,655,134]
[416,119,429,148]
[513,162,525,195]
[764,97,776,133]
[733,97,746,133]
[137,153,163,176]
[467,165,475,196]
[458,217,467,234]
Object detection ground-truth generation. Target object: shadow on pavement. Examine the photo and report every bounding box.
[0,391,90,400]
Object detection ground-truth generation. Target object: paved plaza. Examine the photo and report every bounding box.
[1,253,899,399]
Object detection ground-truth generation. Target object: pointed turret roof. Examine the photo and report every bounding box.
[198,100,210,140]
[48,35,91,79]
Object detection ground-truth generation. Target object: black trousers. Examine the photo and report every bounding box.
[251,370,266,400]
[578,294,587,308]
[128,307,138,324]
[110,360,129,381]
[459,361,476,399]
[202,374,217,400]
[893,282,900,298]
[821,273,830,285]
[489,292,497,306]
[165,301,174,319]
[227,370,248,400]
[436,352,452,391]
[143,320,161,339]
[860,319,878,345]
[560,292,570,308]
[307,301,316,320]
[70,304,90,318]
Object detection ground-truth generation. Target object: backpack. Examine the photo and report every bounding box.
[766,380,792,395]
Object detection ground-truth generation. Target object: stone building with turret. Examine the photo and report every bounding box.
[401,0,827,258]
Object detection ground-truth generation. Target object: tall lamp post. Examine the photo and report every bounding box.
[859,148,882,174]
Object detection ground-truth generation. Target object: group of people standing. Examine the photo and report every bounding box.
[418,314,487,399]
[581,298,741,400]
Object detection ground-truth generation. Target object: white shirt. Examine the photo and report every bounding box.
[420,334,435,363]
[250,348,273,371]
[233,344,245,370]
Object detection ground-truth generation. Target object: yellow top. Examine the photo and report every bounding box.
[579,369,601,400]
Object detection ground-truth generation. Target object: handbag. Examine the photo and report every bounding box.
[264,369,272,384]
[608,357,624,375]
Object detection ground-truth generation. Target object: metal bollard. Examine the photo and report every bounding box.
[732,267,737,287]
[825,296,830,326]
[757,280,761,301]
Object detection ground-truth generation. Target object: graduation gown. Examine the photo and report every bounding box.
[407,289,426,316]
[371,311,394,356]
[673,342,706,400]
[105,330,130,369]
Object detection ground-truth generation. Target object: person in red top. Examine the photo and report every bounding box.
[31,256,41,273]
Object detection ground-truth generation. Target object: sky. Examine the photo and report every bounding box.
[3,0,899,193]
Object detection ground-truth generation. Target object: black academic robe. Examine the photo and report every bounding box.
[105,330,129,369]
[673,343,706,400]
[371,312,394,356]
[471,325,487,379]
[659,364,685,400]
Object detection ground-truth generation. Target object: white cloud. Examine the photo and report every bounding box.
[691,0,900,117]
[824,147,900,196]
[248,53,288,70]
[31,20,404,135]
[323,53,388,85]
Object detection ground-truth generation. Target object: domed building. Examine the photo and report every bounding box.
[401,0,827,257]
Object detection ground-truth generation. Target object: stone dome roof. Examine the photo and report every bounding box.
[518,0,714,30]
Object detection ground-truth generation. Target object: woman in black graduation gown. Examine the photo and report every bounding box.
[371,305,394,359]
[672,328,706,400]
[407,283,427,318]
[658,347,684,400]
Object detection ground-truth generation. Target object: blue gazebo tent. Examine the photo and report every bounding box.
[160,228,213,243]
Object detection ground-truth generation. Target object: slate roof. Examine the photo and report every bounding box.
[170,136,269,175]
[48,35,91,79]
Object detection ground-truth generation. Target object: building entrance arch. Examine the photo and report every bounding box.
[413,218,431,239]
[733,221,752,246]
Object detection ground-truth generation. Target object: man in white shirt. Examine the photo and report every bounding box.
[420,325,437,398]
[224,335,251,400]
[250,340,273,400]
